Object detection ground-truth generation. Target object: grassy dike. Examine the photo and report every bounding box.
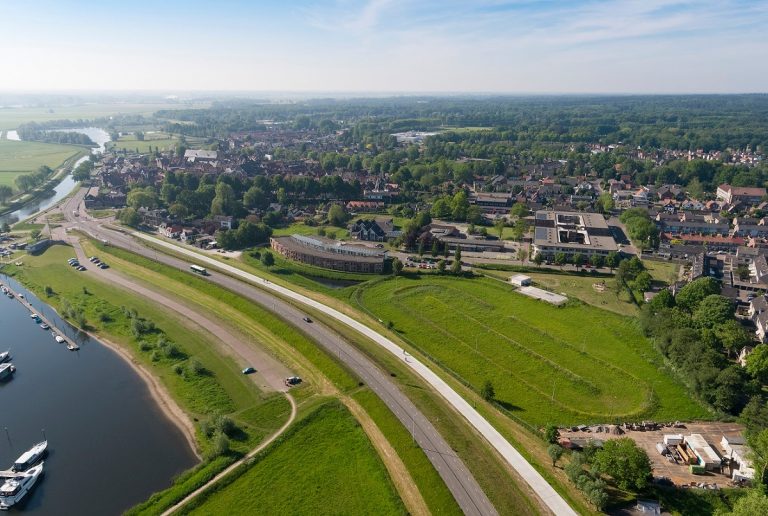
[2,245,293,515]
[87,239,463,515]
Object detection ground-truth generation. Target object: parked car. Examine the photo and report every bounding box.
[285,376,302,386]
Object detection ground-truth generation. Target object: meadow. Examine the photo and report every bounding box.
[107,132,179,153]
[0,102,203,131]
[183,401,406,516]
[0,140,81,187]
[354,275,709,426]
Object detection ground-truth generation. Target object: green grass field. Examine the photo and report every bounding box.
[0,103,204,131]
[271,221,350,239]
[354,275,709,426]
[184,401,405,516]
[481,268,638,316]
[107,132,179,153]
[0,140,81,187]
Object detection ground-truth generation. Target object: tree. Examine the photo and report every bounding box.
[243,186,269,211]
[544,424,559,443]
[533,253,544,267]
[118,207,141,227]
[30,229,42,241]
[547,444,563,467]
[327,204,349,227]
[740,396,768,436]
[631,270,653,292]
[589,254,604,268]
[596,192,614,213]
[437,259,446,274]
[517,248,528,263]
[494,218,506,239]
[648,289,675,311]
[261,251,275,267]
[748,428,768,485]
[693,295,735,329]
[392,258,403,277]
[746,345,768,384]
[554,252,567,267]
[605,252,619,271]
[591,438,651,491]
[0,185,13,204]
[720,489,768,516]
[127,188,158,210]
[431,240,439,257]
[509,203,529,218]
[135,131,145,141]
[430,197,452,219]
[676,277,721,312]
[481,379,495,401]
[572,252,584,267]
[451,247,462,275]
[168,203,189,219]
[0,222,9,234]
[451,190,469,221]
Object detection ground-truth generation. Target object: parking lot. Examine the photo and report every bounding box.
[559,421,747,488]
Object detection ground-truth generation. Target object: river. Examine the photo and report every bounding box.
[0,128,110,226]
[0,275,197,515]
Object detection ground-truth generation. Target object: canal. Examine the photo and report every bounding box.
[0,275,197,515]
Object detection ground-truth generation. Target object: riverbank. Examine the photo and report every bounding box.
[0,276,200,459]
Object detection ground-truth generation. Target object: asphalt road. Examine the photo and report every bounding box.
[59,191,499,516]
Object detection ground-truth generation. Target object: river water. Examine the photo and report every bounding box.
[0,128,110,226]
[0,275,197,515]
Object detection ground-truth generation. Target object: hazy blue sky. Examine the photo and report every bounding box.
[1,0,766,93]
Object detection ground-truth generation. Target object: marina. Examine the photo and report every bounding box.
[0,275,197,514]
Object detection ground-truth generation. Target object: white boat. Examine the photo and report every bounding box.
[0,462,44,511]
[0,363,15,381]
[12,441,47,472]
[0,351,9,363]
[67,342,80,351]
[52,333,66,344]
[39,323,50,330]
[29,313,38,319]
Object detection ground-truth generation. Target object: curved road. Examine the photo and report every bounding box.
[59,192,499,516]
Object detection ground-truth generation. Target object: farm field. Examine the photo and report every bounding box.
[108,132,179,153]
[0,102,202,131]
[185,401,405,516]
[481,268,638,316]
[354,275,709,427]
[0,139,81,187]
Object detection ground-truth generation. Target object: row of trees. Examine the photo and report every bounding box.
[640,278,755,414]
[14,165,54,194]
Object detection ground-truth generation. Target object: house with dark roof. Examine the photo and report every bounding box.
[349,218,392,242]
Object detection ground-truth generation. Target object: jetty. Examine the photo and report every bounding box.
[0,281,78,352]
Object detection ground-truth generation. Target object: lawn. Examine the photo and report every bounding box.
[645,260,680,285]
[184,401,405,516]
[354,275,710,427]
[0,140,81,187]
[271,221,350,239]
[481,268,638,316]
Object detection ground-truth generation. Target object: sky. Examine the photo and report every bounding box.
[0,0,766,94]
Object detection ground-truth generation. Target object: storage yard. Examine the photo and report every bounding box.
[558,421,751,488]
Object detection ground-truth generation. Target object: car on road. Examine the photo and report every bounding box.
[242,366,256,374]
[302,316,312,323]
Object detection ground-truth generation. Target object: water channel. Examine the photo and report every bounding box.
[0,275,197,515]
[0,128,111,226]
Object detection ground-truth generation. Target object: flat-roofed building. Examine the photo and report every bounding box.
[270,234,386,273]
[684,433,722,471]
[532,210,618,260]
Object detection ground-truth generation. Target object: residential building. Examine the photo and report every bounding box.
[270,235,386,273]
[717,184,767,207]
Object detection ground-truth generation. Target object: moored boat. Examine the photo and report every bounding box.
[0,351,9,363]
[0,461,44,511]
[67,342,80,351]
[0,363,15,381]
[12,441,47,472]
[52,333,66,344]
